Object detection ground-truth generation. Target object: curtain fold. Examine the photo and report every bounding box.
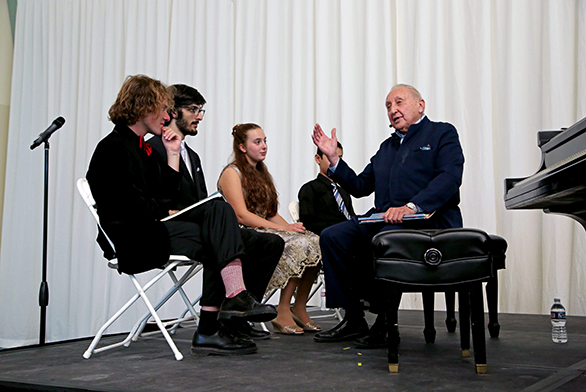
[1,0,585,347]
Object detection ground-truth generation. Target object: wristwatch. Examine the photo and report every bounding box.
[406,202,418,213]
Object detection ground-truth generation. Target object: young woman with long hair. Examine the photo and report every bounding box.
[218,123,322,335]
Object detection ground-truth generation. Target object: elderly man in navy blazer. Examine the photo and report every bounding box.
[311,84,464,345]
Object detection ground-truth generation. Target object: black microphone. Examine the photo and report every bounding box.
[30,117,66,150]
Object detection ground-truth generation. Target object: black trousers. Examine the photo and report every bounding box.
[164,199,283,306]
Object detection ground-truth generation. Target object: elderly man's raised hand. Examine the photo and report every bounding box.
[312,123,340,166]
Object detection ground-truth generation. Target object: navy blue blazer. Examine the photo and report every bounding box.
[332,116,464,229]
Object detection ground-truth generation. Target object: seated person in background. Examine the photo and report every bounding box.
[298,142,355,235]
[87,75,283,356]
[218,123,322,335]
[148,84,284,341]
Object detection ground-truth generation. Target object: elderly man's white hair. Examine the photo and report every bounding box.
[390,84,422,100]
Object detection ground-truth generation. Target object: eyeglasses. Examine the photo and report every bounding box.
[184,105,205,117]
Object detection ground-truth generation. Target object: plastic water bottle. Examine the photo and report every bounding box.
[551,298,567,343]
[320,285,327,311]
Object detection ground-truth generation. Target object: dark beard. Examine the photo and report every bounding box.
[176,110,198,136]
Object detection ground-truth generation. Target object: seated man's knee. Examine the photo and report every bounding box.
[268,233,285,253]
[320,225,336,247]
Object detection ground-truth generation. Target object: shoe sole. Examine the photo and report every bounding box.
[218,308,278,323]
[190,345,258,356]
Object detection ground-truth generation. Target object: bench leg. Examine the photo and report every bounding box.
[486,276,500,338]
[458,290,471,357]
[445,290,457,332]
[386,285,402,373]
[422,291,436,343]
[470,283,487,373]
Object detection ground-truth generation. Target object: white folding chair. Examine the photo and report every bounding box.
[77,178,203,361]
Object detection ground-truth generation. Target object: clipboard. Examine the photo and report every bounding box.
[161,191,225,221]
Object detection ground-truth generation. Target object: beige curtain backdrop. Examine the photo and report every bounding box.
[1,0,585,347]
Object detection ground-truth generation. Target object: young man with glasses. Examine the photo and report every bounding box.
[148,84,283,343]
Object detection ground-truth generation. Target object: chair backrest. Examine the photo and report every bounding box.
[289,201,300,222]
[77,178,117,265]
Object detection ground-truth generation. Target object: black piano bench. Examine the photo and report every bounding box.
[372,228,507,374]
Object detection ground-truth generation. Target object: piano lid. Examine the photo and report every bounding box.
[504,116,586,229]
[541,116,586,168]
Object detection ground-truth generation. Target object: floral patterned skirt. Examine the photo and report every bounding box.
[252,227,322,295]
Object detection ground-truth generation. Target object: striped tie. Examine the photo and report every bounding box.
[332,183,351,220]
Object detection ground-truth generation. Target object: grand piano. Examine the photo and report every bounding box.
[504,116,586,229]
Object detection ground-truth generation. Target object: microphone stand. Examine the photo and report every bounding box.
[30,117,64,346]
[38,140,51,345]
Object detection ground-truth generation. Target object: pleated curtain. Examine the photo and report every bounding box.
[1,0,585,347]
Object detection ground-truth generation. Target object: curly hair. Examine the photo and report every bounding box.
[108,75,174,125]
[230,123,279,218]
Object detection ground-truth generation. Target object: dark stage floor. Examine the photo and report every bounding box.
[1,310,585,392]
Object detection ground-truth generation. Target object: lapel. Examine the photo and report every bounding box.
[179,154,195,186]
[183,143,207,199]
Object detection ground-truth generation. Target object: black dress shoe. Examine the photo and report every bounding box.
[218,291,278,322]
[314,317,368,343]
[222,320,271,341]
[190,327,257,356]
[354,328,387,349]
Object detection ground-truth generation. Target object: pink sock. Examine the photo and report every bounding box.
[221,259,246,298]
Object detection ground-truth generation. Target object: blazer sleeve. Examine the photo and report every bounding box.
[331,158,376,198]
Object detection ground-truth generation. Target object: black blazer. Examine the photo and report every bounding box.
[149,136,208,209]
[298,173,355,235]
[86,124,180,274]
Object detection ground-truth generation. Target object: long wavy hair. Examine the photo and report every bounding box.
[230,123,278,218]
